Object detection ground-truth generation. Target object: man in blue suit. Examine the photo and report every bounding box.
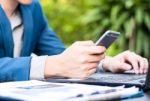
[0,0,148,82]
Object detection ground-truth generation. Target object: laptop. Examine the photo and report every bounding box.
[47,61,150,91]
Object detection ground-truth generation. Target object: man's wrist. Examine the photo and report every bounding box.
[102,56,113,71]
[97,59,106,72]
[98,56,112,72]
[44,55,63,78]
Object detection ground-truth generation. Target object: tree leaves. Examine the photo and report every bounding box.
[135,7,143,25]
[41,0,150,58]
[111,5,121,24]
[81,8,101,25]
[124,18,136,38]
[144,13,150,30]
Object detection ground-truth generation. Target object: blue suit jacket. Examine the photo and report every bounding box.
[0,1,65,82]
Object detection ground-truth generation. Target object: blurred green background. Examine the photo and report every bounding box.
[40,0,150,59]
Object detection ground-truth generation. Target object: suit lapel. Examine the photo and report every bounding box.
[19,5,33,56]
[0,6,14,57]
[0,5,33,57]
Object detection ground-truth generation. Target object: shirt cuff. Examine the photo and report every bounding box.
[96,59,106,72]
[30,55,48,80]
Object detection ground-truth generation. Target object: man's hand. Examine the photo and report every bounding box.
[45,41,106,79]
[102,51,148,74]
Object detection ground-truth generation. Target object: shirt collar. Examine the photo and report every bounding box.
[9,10,22,30]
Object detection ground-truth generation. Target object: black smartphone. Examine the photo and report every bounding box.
[95,30,120,48]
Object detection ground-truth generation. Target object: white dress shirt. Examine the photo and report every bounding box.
[9,10,47,80]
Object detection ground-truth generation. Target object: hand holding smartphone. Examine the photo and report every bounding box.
[95,30,120,49]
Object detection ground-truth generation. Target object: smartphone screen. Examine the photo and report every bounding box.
[95,30,120,48]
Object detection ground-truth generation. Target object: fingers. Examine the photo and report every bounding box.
[130,53,148,74]
[60,41,106,79]
[82,63,99,71]
[86,46,106,55]
[138,57,148,74]
[137,56,145,74]
[74,41,106,55]
[76,64,97,79]
[110,61,132,73]
[87,68,97,76]
[85,54,105,63]
[124,52,139,74]
[144,58,149,73]
[74,40,94,46]
[124,51,148,74]
[83,68,97,79]
[80,63,98,78]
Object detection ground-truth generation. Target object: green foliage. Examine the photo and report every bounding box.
[41,0,150,58]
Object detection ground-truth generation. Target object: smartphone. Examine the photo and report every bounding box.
[95,30,120,48]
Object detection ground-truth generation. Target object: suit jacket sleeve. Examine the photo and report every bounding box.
[0,1,65,82]
[33,1,65,56]
[0,57,31,82]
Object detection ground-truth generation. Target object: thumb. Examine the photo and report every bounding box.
[114,63,132,72]
[74,40,94,46]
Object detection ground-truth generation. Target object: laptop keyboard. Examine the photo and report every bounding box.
[88,73,146,83]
